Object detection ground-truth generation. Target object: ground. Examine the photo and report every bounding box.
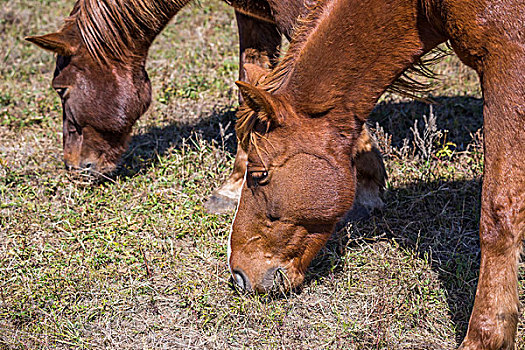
[0,0,523,349]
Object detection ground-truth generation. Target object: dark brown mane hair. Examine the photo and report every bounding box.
[236,0,449,150]
[72,0,187,65]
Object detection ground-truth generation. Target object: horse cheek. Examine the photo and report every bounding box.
[272,155,355,225]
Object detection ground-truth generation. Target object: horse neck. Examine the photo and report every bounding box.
[280,0,442,121]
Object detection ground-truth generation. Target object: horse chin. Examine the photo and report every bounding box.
[277,267,305,293]
[268,253,319,293]
[251,231,335,294]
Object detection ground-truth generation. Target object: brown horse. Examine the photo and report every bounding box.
[229,0,525,348]
[25,0,386,214]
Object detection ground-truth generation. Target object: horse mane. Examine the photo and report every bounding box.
[262,0,334,94]
[236,0,449,150]
[70,0,186,65]
[236,0,335,151]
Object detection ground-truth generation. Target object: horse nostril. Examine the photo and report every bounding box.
[80,161,93,170]
[261,267,287,292]
[232,269,251,291]
[233,272,244,289]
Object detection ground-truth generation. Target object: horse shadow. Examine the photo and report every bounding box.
[303,95,486,344]
[118,95,483,178]
[115,104,239,178]
[370,94,483,149]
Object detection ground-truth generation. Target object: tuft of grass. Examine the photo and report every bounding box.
[0,0,523,349]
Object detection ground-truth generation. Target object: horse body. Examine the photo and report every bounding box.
[26,0,386,214]
[231,0,524,348]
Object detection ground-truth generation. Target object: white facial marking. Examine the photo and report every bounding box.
[227,170,247,274]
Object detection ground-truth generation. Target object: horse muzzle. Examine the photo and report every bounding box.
[231,266,301,294]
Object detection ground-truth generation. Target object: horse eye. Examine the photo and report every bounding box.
[67,124,79,135]
[249,170,269,186]
[55,87,70,99]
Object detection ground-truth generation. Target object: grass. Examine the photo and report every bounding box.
[1,0,524,349]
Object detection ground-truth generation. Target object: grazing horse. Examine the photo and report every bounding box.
[25,0,385,214]
[229,0,524,348]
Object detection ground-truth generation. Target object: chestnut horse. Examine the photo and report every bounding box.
[230,0,524,348]
[25,0,385,214]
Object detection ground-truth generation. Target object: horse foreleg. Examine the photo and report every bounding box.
[204,10,281,214]
[460,60,525,350]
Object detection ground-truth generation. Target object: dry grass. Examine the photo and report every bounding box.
[1,0,524,349]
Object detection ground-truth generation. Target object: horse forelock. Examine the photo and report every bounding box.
[73,0,185,65]
[236,104,265,153]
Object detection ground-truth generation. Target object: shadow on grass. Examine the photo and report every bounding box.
[115,95,483,179]
[116,105,239,178]
[370,95,483,150]
[307,177,484,345]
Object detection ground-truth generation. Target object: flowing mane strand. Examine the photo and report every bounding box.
[72,0,187,65]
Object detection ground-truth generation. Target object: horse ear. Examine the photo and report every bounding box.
[26,32,78,56]
[242,63,269,85]
[236,80,281,126]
